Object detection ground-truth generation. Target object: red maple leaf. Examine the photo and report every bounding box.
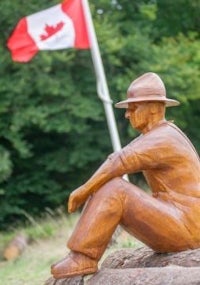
[40,21,65,41]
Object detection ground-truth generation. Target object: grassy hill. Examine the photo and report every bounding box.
[0,210,140,285]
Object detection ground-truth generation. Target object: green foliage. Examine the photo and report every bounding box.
[0,146,13,182]
[0,0,199,228]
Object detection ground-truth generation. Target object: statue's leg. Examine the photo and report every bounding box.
[67,177,125,260]
[52,177,193,278]
[51,177,125,278]
[68,177,193,258]
[120,180,194,253]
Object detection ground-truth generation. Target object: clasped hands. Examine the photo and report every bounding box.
[68,185,90,213]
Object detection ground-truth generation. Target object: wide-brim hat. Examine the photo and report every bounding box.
[115,72,180,108]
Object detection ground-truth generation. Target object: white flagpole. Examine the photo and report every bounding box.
[82,0,122,152]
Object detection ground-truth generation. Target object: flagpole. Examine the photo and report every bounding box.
[82,0,122,152]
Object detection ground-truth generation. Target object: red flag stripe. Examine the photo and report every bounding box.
[62,0,90,49]
[7,18,38,62]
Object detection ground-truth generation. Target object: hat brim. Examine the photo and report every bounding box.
[115,97,180,108]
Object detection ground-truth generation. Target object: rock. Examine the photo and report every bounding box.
[44,246,200,285]
[44,276,84,285]
[88,267,200,285]
[101,246,200,268]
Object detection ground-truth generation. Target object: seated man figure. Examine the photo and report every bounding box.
[51,72,200,279]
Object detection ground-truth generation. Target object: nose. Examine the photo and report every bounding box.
[125,109,130,119]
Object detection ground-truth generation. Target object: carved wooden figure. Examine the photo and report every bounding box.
[51,72,200,279]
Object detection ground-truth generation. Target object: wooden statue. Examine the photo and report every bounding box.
[51,72,200,279]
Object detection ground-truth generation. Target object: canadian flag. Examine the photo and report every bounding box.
[7,0,90,62]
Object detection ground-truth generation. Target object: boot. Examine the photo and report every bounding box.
[51,251,98,279]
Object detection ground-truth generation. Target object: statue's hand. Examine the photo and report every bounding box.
[68,185,88,213]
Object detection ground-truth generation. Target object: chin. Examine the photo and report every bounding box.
[132,122,145,133]
[131,124,140,132]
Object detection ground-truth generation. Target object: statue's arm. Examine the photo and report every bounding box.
[68,152,127,213]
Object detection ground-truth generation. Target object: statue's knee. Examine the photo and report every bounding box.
[95,177,124,197]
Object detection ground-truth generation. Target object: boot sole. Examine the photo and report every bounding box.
[52,267,98,279]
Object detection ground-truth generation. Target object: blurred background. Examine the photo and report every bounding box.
[0,1,200,284]
[0,0,199,231]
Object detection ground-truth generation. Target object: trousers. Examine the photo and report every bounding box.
[67,177,195,260]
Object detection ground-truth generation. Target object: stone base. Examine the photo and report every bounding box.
[45,247,200,285]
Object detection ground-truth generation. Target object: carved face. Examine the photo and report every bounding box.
[125,102,153,132]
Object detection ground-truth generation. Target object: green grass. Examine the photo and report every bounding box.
[0,210,141,285]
